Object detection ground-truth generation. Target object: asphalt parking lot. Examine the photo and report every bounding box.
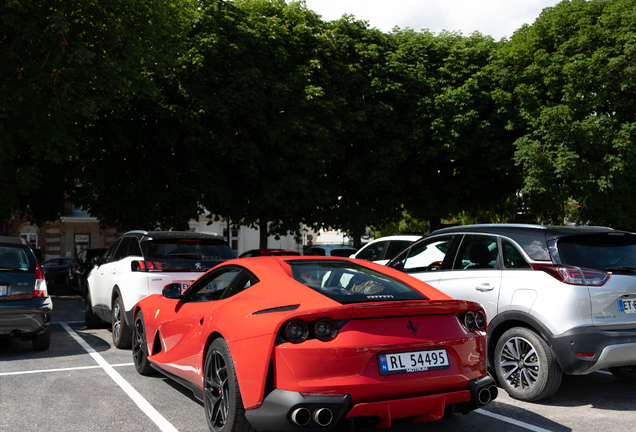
[1,287,635,432]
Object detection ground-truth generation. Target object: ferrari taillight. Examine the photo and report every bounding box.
[283,320,309,343]
[460,309,486,332]
[131,261,164,272]
[33,262,48,298]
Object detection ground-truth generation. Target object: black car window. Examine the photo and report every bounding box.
[128,238,143,257]
[502,239,531,269]
[77,250,87,264]
[101,238,122,264]
[305,248,326,256]
[288,261,426,304]
[330,249,355,257]
[453,235,499,270]
[358,242,387,261]
[556,233,636,272]
[0,247,30,271]
[185,268,242,302]
[401,235,456,273]
[221,271,259,299]
[113,237,133,261]
[385,240,413,261]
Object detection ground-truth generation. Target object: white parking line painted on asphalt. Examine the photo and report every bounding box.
[476,409,554,432]
[60,322,178,432]
[0,363,134,376]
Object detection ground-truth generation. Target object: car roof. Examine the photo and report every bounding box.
[123,230,226,242]
[0,236,28,246]
[307,245,357,250]
[428,223,634,261]
[364,235,421,244]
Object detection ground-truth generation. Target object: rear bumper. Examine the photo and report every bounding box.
[551,326,636,374]
[0,297,53,336]
[245,375,496,431]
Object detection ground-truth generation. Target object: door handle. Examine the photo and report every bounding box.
[476,283,494,292]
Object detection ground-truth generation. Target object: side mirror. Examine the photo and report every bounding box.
[162,283,182,299]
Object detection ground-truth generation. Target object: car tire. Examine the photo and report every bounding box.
[112,296,132,349]
[204,339,255,432]
[494,327,562,402]
[609,366,636,384]
[85,288,101,329]
[132,312,155,376]
[32,325,51,351]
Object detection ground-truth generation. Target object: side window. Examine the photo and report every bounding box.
[128,238,143,257]
[102,239,122,264]
[77,250,87,264]
[221,271,259,299]
[113,237,133,261]
[186,268,242,302]
[502,239,531,269]
[453,235,499,270]
[306,248,325,256]
[402,235,456,273]
[358,242,387,261]
[385,240,412,261]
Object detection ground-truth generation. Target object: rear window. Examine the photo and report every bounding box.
[143,240,236,269]
[556,234,636,272]
[329,249,355,257]
[288,260,427,304]
[0,246,32,272]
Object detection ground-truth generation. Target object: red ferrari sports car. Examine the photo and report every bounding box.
[132,256,496,432]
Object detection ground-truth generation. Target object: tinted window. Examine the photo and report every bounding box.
[385,240,413,261]
[305,248,326,256]
[358,242,387,261]
[329,249,355,257]
[288,261,427,304]
[557,234,636,271]
[502,239,531,269]
[144,239,236,270]
[269,251,300,256]
[453,235,498,270]
[0,247,31,271]
[402,235,456,273]
[113,237,133,261]
[186,268,242,302]
[102,238,122,264]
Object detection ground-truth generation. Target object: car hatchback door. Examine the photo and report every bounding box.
[436,234,502,322]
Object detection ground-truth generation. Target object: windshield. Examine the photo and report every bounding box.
[288,261,427,304]
[557,234,636,272]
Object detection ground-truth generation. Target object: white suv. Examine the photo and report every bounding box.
[387,224,636,401]
[350,235,420,265]
[85,231,235,348]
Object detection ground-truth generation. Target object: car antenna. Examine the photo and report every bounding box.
[574,196,588,226]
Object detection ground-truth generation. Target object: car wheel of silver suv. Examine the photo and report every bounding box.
[495,327,563,402]
[112,296,132,349]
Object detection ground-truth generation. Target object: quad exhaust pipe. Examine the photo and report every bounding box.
[290,407,334,427]
[477,385,498,406]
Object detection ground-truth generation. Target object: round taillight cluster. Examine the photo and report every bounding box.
[463,310,486,332]
[282,318,338,343]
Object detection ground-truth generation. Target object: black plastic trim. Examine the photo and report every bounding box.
[245,389,350,432]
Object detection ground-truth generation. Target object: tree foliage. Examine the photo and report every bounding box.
[493,0,636,228]
[0,0,194,223]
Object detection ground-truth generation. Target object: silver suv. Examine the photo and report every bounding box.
[85,231,235,348]
[387,224,636,401]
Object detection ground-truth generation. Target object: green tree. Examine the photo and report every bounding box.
[391,30,521,230]
[493,0,636,228]
[0,0,194,223]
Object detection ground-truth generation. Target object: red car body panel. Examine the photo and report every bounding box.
[134,256,493,428]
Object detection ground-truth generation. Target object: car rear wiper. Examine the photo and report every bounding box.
[606,266,636,274]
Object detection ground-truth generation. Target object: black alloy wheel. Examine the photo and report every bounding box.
[112,296,132,349]
[203,339,254,432]
[132,313,154,375]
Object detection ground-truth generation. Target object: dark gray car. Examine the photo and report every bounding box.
[0,236,53,350]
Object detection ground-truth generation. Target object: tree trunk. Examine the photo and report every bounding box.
[352,226,363,249]
[259,219,268,249]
